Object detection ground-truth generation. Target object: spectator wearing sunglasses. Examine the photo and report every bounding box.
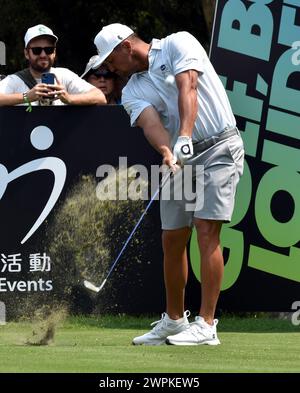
[0,24,106,107]
[81,55,123,105]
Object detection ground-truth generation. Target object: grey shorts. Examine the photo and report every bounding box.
[160,133,245,229]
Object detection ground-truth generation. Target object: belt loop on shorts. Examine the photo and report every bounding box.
[193,127,239,155]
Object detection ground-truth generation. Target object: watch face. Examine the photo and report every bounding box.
[39,98,54,106]
[181,145,190,155]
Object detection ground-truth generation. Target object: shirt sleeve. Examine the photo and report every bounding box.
[122,81,152,127]
[55,68,95,94]
[0,75,24,94]
[167,32,207,75]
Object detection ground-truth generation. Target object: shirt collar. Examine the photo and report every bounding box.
[148,38,161,68]
[150,38,161,50]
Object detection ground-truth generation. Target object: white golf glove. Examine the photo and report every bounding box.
[173,136,194,165]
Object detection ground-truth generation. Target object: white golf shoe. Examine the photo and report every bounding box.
[132,311,190,346]
[166,316,220,346]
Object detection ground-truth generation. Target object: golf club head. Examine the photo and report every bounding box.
[83,280,100,293]
[83,278,107,293]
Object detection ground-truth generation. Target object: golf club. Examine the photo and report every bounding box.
[83,169,172,293]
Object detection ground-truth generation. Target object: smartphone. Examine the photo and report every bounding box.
[42,73,55,85]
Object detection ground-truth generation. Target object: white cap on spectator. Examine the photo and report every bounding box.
[24,24,58,47]
[93,23,134,67]
[81,55,101,78]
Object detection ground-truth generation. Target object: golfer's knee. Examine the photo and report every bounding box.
[194,219,221,251]
[162,228,190,251]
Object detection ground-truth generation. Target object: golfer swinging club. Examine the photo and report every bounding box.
[94,23,244,345]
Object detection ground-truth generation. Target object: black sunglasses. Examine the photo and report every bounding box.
[28,46,56,55]
[92,70,115,79]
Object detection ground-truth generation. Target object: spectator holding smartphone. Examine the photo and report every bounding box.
[0,24,106,107]
[81,55,124,104]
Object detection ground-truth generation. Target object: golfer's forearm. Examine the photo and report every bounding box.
[178,88,197,137]
[176,70,198,137]
[0,93,24,106]
[137,105,172,156]
[143,125,171,156]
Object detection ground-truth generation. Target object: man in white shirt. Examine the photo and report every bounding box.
[94,24,244,345]
[0,24,106,107]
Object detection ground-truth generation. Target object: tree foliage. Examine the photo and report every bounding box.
[0,0,215,75]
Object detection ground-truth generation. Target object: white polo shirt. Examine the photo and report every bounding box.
[0,67,94,106]
[122,31,236,146]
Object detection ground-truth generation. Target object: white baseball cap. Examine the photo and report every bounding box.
[81,55,101,78]
[93,23,134,67]
[24,24,58,47]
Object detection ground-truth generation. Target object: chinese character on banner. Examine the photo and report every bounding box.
[29,253,51,272]
[1,253,22,272]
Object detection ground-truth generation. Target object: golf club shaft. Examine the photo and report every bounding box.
[101,170,171,285]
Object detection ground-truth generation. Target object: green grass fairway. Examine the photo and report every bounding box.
[0,315,299,373]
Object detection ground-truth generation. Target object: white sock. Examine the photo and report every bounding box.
[165,313,185,324]
[196,315,213,327]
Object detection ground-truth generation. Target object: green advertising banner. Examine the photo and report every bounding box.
[189,0,300,310]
